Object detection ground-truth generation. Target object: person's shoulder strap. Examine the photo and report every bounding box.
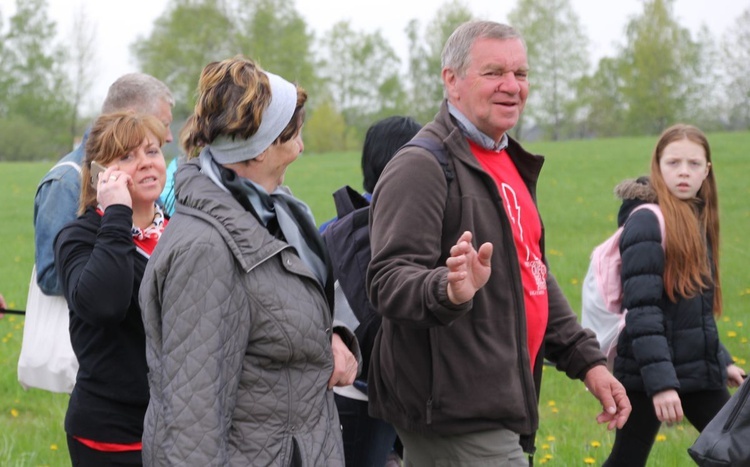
[630,203,666,248]
[52,161,82,173]
[332,185,370,218]
[402,137,455,184]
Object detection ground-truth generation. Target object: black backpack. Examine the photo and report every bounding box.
[321,137,453,381]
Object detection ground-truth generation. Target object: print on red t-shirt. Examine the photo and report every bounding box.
[470,140,549,369]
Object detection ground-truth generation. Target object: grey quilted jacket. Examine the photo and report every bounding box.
[139,159,345,466]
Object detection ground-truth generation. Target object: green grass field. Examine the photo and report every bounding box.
[1,132,749,465]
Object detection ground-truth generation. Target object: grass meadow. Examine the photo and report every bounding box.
[1,132,749,466]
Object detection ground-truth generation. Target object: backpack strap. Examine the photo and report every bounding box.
[332,185,370,218]
[401,137,455,185]
[630,203,666,247]
[52,160,82,173]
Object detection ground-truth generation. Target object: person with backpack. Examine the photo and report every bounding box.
[602,124,745,467]
[367,20,630,466]
[322,115,422,467]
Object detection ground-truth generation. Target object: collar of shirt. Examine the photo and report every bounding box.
[447,102,508,152]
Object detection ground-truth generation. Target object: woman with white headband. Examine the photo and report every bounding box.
[139,56,359,466]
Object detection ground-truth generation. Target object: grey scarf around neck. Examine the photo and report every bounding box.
[199,149,328,286]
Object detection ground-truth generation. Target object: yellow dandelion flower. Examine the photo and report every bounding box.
[739,358,747,365]
[584,457,596,464]
[548,400,556,407]
[50,444,58,451]
[737,322,744,327]
[546,435,555,441]
[539,459,548,465]
[656,434,667,442]
[742,338,748,344]
[571,278,579,285]
[723,317,731,322]
[2,338,8,343]
[545,453,553,460]
[10,409,19,418]
[590,441,601,448]
[551,407,559,413]
[677,425,685,431]
[5,333,12,338]
[8,316,16,322]
[728,331,738,338]
[14,324,21,330]
[541,444,550,450]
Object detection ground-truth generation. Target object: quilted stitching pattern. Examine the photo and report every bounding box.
[140,161,345,466]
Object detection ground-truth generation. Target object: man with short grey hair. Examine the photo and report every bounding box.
[366,20,631,466]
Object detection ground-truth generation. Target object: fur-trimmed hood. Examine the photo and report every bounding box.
[615,176,657,227]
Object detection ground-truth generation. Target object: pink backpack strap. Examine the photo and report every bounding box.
[630,203,666,248]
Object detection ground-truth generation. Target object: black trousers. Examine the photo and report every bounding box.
[603,388,730,467]
[67,435,142,467]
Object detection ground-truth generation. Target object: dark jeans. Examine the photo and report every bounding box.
[67,435,142,467]
[603,388,730,467]
[335,393,398,467]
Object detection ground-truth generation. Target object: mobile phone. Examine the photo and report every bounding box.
[90,161,107,188]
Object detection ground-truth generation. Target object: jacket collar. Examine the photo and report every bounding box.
[173,158,287,273]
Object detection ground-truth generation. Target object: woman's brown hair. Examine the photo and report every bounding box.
[180,55,307,159]
[650,123,721,314]
[79,111,166,214]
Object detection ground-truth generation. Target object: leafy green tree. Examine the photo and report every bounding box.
[318,20,402,145]
[303,96,350,154]
[618,0,698,135]
[577,57,627,138]
[684,25,726,132]
[0,0,73,160]
[406,1,473,124]
[508,0,590,140]
[234,0,318,96]
[721,7,750,130]
[132,0,235,120]
[67,7,97,138]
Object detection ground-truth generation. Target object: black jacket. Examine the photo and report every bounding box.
[54,205,149,443]
[613,178,731,397]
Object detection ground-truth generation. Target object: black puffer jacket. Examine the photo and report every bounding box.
[613,177,731,397]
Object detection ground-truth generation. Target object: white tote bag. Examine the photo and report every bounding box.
[17,266,78,393]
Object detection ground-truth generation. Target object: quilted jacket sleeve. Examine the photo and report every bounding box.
[143,237,251,466]
[619,208,678,396]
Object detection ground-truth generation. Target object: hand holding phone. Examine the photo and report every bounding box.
[90,161,107,188]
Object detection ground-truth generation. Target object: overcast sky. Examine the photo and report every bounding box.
[1,0,747,112]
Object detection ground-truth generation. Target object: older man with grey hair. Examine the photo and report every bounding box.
[366,20,631,466]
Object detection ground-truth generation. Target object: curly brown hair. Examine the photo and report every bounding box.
[180,55,307,159]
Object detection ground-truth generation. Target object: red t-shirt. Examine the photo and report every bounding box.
[470,140,549,370]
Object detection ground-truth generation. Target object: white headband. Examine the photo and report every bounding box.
[209,71,297,164]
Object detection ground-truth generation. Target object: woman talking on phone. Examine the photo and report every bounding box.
[54,111,168,466]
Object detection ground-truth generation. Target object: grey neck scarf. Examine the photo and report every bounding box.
[199,149,328,286]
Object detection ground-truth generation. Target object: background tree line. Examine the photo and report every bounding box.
[0,0,748,161]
